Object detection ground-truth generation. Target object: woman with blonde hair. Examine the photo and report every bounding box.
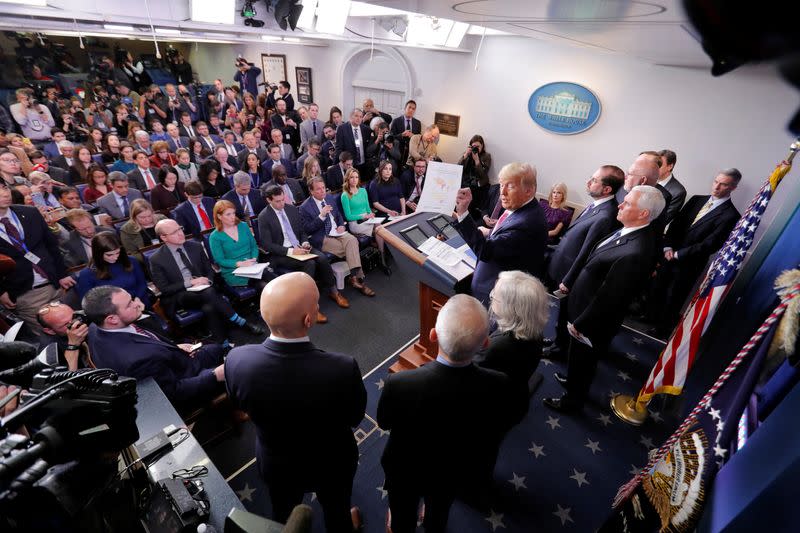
[119,198,167,260]
[539,182,572,244]
[301,155,323,187]
[476,270,549,396]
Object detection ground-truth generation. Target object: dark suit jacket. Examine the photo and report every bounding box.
[96,189,144,220]
[178,124,198,140]
[389,116,421,140]
[299,194,346,250]
[236,147,268,167]
[270,113,300,152]
[547,198,620,288]
[616,185,673,239]
[87,324,224,409]
[126,167,158,191]
[149,182,186,212]
[334,123,371,165]
[474,330,542,400]
[568,225,657,347]
[663,195,740,277]
[221,188,266,219]
[173,197,216,237]
[662,175,687,224]
[257,204,309,255]
[399,168,426,200]
[455,199,548,303]
[149,240,215,316]
[50,155,73,171]
[43,141,61,161]
[325,164,345,192]
[166,136,190,152]
[60,226,114,268]
[263,157,295,180]
[225,339,366,483]
[377,361,524,491]
[0,206,68,299]
[264,179,305,204]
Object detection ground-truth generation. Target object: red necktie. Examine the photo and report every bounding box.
[492,210,510,235]
[144,169,156,189]
[198,205,212,230]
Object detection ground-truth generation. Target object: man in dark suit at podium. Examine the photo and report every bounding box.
[378,295,525,533]
[453,162,548,304]
[224,272,366,532]
[650,168,741,335]
[544,185,664,413]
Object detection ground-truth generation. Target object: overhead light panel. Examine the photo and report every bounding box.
[191,0,235,25]
[406,15,452,47]
[315,0,350,35]
[445,21,469,48]
[296,0,317,31]
[5,0,47,4]
[348,1,406,17]
[155,28,182,35]
[104,24,135,32]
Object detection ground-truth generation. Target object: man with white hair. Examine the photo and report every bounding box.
[544,184,664,413]
[378,294,526,533]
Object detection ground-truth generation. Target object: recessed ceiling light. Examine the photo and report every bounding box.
[155,28,182,36]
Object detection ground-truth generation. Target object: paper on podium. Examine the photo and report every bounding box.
[418,237,474,281]
[288,253,318,261]
[415,161,463,215]
[232,262,270,279]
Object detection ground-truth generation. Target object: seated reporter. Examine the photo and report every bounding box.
[221,171,267,219]
[150,166,186,212]
[119,199,167,260]
[208,199,274,290]
[300,177,376,297]
[148,140,177,169]
[476,270,549,399]
[151,219,265,343]
[368,160,406,217]
[173,181,216,237]
[258,185,346,316]
[59,208,114,268]
[198,159,231,199]
[77,232,150,307]
[83,286,226,410]
[264,164,305,205]
[81,164,111,204]
[36,301,89,370]
[341,167,390,275]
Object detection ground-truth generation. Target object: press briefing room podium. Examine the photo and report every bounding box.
[375,211,473,373]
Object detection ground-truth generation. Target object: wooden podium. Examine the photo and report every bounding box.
[375,212,470,373]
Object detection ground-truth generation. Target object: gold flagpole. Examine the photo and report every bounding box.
[612,139,800,426]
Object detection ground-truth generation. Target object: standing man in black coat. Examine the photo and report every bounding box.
[545,165,624,355]
[650,168,742,336]
[378,294,526,533]
[389,100,421,166]
[657,149,687,223]
[544,185,665,413]
[224,272,366,532]
[616,154,672,239]
[335,108,372,180]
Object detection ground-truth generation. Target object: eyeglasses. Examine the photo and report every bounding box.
[0,158,20,164]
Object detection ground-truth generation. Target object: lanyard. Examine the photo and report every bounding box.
[0,210,29,252]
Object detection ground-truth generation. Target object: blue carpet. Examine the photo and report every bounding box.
[223,303,679,532]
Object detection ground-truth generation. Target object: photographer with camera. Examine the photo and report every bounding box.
[96,55,131,90]
[10,88,55,144]
[457,134,493,217]
[119,50,151,91]
[233,57,262,100]
[366,121,401,179]
[168,50,194,86]
[36,302,89,370]
[138,84,167,128]
[265,81,295,113]
[163,83,191,124]
[177,84,199,122]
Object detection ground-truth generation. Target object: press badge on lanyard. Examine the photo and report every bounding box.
[0,215,41,264]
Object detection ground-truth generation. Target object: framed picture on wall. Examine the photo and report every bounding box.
[261,54,287,85]
[295,67,313,104]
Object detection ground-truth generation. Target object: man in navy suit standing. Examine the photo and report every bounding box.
[454,162,548,304]
[83,285,226,411]
[335,108,372,180]
[225,272,366,532]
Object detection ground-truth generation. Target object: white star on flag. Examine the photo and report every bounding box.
[629,464,641,476]
[508,472,527,491]
[553,504,574,525]
[625,352,638,361]
[597,413,612,426]
[376,485,388,500]
[485,510,505,531]
[649,410,663,423]
[546,416,562,430]
[569,469,589,487]
[529,442,546,458]
[640,435,654,449]
[585,439,602,454]
[713,444,728,458]
[376,378,384,390]
[632,337,644,345]
[237,483,256,502]
[617,370,631,382]
[541,358,553,367]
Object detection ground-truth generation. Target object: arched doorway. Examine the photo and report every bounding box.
[340,46,415,118]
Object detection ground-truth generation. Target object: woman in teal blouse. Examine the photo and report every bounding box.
[208,199,273,287]
[339,167,390,275]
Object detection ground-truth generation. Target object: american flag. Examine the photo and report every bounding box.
[634,158,794,405]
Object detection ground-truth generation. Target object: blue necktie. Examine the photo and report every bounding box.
[598,229,623,249]
[321,200,332,235]
[278,209,300,247]
[121,196,129,217]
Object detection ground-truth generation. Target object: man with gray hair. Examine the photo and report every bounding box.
[221,170,266,219]
[96,172,143,219]
[454,161,548,304]
[544,184,664,413]
[378,294,526,532]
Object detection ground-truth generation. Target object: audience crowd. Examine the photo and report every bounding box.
[0,56,744,532]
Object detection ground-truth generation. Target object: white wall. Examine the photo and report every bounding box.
[188,35,799,211]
